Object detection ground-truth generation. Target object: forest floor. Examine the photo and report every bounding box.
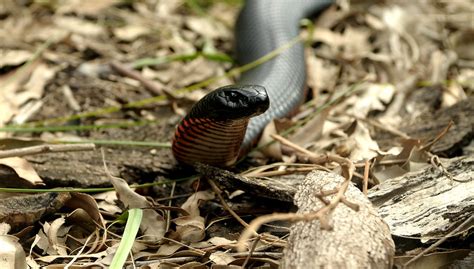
[0,0,472,268]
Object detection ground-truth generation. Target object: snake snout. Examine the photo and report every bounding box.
[243,85,270,116]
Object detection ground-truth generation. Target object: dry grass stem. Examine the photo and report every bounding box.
[0,143,95,158]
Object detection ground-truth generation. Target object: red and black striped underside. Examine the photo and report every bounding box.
[172,117,249,167]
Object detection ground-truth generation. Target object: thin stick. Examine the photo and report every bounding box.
[270,133,318,158]
[0,143,95,158]
[241,236,261,268]
[207,178,254,232]
[357,117,410,139]
[363,159,370,195]
[403,215,474,268]
[110,61,171,98]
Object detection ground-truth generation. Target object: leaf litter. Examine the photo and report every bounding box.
[0,0,472,268]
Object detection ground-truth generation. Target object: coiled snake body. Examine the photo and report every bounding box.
[172,0,332,166]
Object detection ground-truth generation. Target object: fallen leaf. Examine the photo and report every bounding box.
[0,50,32,68]
[47,218,69,256]
[174,190,215,243]
[344,121,381,161]
[180,190,215,217]
[347,84,395,118]
[54,16,104,37]
[113,25,149,42]
[155,242,182,256]
[185,16,229,40]
[110,176,166,241]
[57,0,119,15]
[15,64,55,105]
[208,236,236,247]
[209,251,236,265]
[0,157,43,187]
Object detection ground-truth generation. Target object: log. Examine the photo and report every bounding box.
[368,155,474,241]
[282,170,394,268]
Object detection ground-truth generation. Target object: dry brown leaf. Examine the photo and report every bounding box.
[185,16,229,40]
[48,218,69,256]
[64,192,106,254]
[110,176,166,241]
[93,191,122,215]
[35,219,69,256]
[312,26,372,60]
[54,17,104,37]
[0,157,43,186]
[155,242,182,256]
[113,25,149,42]
[344,121,380,161]
[57,0,119,15]
[0,50,32,68]
[180,190,214,217]
[209,251,236,265]
[372,139,431,182]
[347,84,395,118]
[290,109,330,147]
[174,215,206,243]
[306,51,339,92]
[174,190,214,243]
[208,236,236,247]
[0,94,17,129]
[15,64,55,105]
[173,58,220,88]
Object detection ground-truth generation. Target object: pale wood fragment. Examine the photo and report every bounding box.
[368,155,474,241]
[282,170,394,268]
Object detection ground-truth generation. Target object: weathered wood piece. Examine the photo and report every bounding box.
[0,192,71,230]
[195,164,299,202]
[368,155,474,241]
[282,170,394,268]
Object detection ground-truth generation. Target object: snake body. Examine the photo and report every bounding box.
[172,0,332,166]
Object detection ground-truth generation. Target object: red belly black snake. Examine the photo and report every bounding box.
[172,0,333,166]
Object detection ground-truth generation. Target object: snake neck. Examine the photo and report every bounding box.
[172,117,249,167]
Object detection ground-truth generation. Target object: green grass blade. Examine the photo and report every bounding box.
[110,208,143,269]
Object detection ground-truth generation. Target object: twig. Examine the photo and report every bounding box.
[269,134,355,180]
[110,61,172,98]
[270,133,315,158]
[165,181,177,232]
[250,166,320,177]
[242,236,261,268]
[357,117,410,139]
[363,159,370,195]
[242,162,322,177]
[403,215,474,268]
[207,178,254,232]
[0,143,95,158]
[430,155,470,183]
[419,120,453,151]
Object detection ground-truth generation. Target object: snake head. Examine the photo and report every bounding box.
[189,85,270,121]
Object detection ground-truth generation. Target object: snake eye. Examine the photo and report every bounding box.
[226,91,246,104]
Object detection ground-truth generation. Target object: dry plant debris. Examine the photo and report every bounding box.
[0,0,472,268]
